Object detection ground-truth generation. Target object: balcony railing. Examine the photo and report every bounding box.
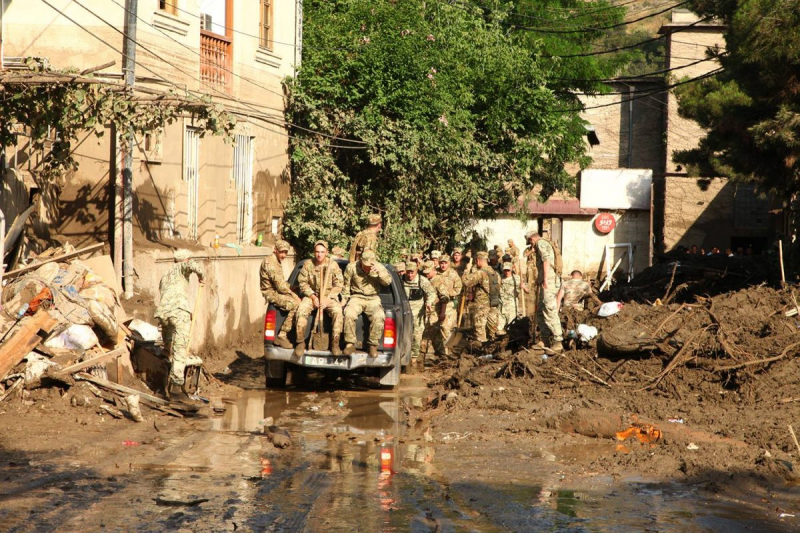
[200,29,231,93]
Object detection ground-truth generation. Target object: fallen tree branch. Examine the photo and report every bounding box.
[640,327,707,391]
[715,341,800,371]
[653,303,687,336]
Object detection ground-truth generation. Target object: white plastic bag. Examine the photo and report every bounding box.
[128,319,162,342]
[24,353,59,384]
[576,324,598,343]
[597,302,623,318]
[44,324,99,351]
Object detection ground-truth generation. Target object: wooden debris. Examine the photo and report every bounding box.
[0,378,23,402]
[52,348,126,377]
[99,404,124,419]
[0,311,58,381]
[4,243,104,279]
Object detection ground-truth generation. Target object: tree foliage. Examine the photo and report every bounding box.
[284,0,630,259]
[0,61,235,182]
[674,0,800,196]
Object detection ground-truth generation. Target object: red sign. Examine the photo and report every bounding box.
[594,213,616,234]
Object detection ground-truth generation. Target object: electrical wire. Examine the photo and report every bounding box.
[555,52,725,83]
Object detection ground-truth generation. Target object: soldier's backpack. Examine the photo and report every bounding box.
[486,268,502,308]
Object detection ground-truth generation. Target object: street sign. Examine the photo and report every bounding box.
[594,213,616,234]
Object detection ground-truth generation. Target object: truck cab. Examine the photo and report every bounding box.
[263,260,413,388]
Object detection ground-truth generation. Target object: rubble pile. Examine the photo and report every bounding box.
[0,243,202,420]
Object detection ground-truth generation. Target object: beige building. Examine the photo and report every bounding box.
[0,0,301,348]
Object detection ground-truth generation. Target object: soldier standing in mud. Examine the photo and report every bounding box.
[461,251,501,343]
[341,250,392,357]
[431,254,463,356]
[154,249,205,394]
[404,261,438,362]
[529,233,564,352]
[349,214,382,262]
[259,239,300,349]
[294,240,344,356]
[498,262,523,335]
[523,231,539,329]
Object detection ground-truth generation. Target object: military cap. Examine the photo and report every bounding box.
[331,245,345,257]
[439,254,451,262]
[174,249,191,261]
[524,230,537,240]
[476,251,489,260]
[275,239,290,252]
[421,261,436,274]
[394,261,406,271]
[452,247,463,254]
[410,252,423,262]
[430,250,441,259]
[488,249,498,258]
[361,249,377,266]
[314,239,329,250]
[503,262,513,270]
[367,213,382,225]
[405,261,419,272]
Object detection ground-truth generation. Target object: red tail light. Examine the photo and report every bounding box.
[264,309,276,341]
[382,317,396,348]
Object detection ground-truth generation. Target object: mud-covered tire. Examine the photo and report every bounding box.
[285,365,307,387]
[265,360,287,389]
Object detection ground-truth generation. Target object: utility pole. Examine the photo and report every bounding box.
[121,0,137,298]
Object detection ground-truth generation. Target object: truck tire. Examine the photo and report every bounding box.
[265,360,286,389]
[285,364,307,387]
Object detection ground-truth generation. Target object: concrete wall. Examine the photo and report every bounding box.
[663,176,734,250]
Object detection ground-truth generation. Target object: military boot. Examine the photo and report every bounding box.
[274,334,292,349]
[330,336,342,356]
[368,345,378,358]
[342,343,355,356]
[294,341,306,357]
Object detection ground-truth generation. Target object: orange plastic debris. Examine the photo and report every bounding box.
[615,424,663,445]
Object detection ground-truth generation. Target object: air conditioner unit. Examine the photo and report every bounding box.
[200,13,213,30]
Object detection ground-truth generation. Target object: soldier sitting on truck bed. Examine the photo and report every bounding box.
[259,239,300,349]
[294,240,344,356]
[341,250,392,357]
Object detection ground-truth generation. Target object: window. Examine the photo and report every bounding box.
[159,0,178,16]
[183,127,201,240]
[260,0,273,50]
[271,217,280,235]
[233,135,254,243]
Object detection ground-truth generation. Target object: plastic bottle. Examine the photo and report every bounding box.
[213,234,220,249]
[256,233,263,246]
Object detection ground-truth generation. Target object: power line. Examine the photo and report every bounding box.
[39,0,367,150]
[104,0,368,146]
[556,52,725,83]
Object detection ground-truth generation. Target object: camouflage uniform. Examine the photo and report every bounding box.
[349,214,382,262]
[155,259,205,385]
[342,256,392,347]
[403,268,438,359]
[535,239,563,345]
[430,266,462,355]
[462,262,499,342]
[498,271,522,333]
[295,258,344,342]
[259,253,297,341]
[523,246,538,320]
[561,279,592,311]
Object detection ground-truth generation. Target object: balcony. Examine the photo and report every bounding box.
[200,29,231,93]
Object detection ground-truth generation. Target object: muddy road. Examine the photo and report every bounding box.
[0,347,797,532]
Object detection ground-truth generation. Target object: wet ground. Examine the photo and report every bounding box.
[2,364,797,532]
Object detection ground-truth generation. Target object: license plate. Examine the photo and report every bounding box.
[305,355,349,368]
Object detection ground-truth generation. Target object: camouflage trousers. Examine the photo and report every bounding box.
[432,301,457,355]
[295,296,343,339]
[469,303,499,342]
[344,295,385,347]
[409,299,427,358]
[537,277,563,345]
[264,290,298,339]
[498,296,519,332]
[159,309,191,385]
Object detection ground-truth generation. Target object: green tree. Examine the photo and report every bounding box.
[284,0,629,259]
[674,0,800,196]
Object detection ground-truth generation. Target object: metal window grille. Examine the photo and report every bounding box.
[233,134,254,243]
[183,127,201,240]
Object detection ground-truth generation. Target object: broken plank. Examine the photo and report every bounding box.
[4,243,104,279]
[0,311,58,380]
[75,372,168,405]
[52,348,125,377]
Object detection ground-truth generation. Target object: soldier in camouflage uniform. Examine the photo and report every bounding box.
[403,262,438,361]
[557,270,601,312]
[431,254,462,356]
[259,239,299,349]
[342,250,392,357]
[349,214,382,262]
[461,251,500,342]
[155,249,205,388]
[498,262,523,334]
[294,240,344,356]
[523,231,539,325]
[530,233,563,351]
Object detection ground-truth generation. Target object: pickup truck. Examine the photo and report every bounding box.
[263,259,413,388]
